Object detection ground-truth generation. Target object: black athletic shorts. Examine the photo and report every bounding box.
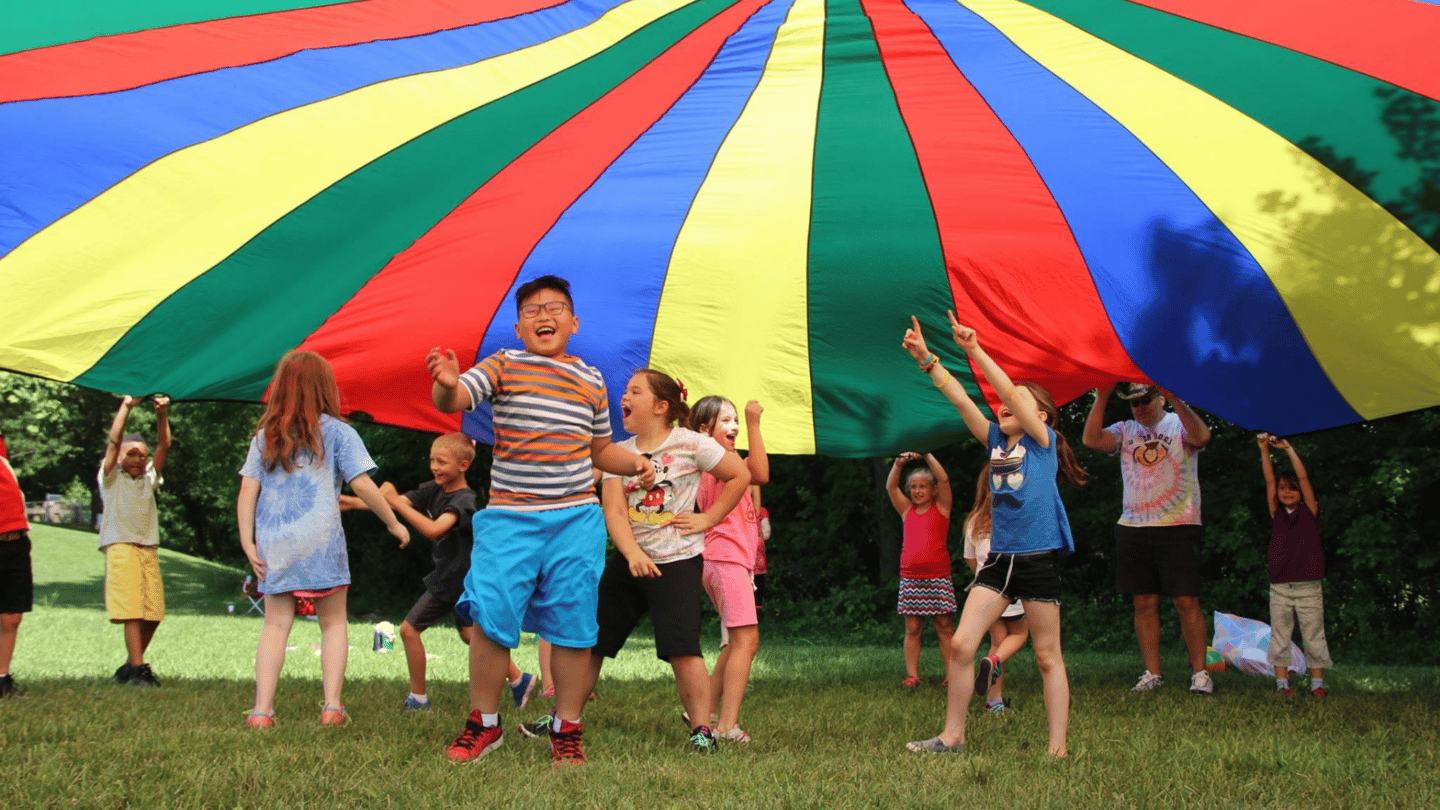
[971,549,1062,604]
[1114,524,1203,597]
[594,552,703,661]
[0,533,34,614]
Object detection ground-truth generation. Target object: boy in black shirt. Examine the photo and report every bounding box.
[343,432,537,709]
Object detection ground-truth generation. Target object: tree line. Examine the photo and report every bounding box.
[2,372,1435,664]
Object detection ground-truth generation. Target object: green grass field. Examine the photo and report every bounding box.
[3,526,1438,809]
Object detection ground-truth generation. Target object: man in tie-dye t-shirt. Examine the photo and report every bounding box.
[1084,383,1215,696]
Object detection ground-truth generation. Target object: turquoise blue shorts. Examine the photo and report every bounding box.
[455,504,605,649]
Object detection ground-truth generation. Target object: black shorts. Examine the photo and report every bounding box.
[0,533,34,614]
[971,550,1062,604]
[594,552,703,661]
[403,590,471,634]
[1114,524,1203,597]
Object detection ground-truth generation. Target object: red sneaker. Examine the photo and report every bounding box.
[549,718,585,766]
[448,710,504,763]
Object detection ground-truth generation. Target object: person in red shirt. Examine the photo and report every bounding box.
[886,452,955,688]
[0,430,32,698]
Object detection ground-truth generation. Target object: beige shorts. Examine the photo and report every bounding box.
[105,543,165,623]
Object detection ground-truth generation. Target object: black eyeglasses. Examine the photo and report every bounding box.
[1130,393,1157,407]
[520,301,571,318]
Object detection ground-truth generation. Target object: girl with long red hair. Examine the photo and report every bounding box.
[238,350,409,728]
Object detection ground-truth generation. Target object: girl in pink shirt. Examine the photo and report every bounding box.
[692,396,769,744]
[886,452,956,688]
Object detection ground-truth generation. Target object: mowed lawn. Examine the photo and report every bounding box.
[2,525,1437,810]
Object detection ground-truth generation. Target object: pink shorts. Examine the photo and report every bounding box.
[703,560,757,629]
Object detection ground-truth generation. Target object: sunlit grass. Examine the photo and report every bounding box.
[4,526,1438,809]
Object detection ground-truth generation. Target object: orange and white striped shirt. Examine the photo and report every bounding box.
[459,350,611,511]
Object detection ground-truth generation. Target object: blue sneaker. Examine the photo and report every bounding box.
[403,695,433,710]
[510,672,537,709]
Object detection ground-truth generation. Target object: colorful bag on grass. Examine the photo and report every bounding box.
[1212,611,1305,676]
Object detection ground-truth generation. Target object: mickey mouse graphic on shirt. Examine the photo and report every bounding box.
[628,452,676,526]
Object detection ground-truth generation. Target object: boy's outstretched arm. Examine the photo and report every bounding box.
[672,452,751,536]
[152,396,171,475]
[742,400,769,485]
[338,494,368,512]
[601,477,660,578]
[1083,384,1119,453]
[385,486,459,541]
[592,437,656,491]
[102,396,137,477]
[949,313,1050,448]
[350,473,411,548]
[1271,436,1319,514]
[1258,433,1278,517]
[902,316,989,444]
[427,347,473,414]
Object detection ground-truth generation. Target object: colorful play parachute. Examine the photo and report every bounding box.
[3,0,1439,456]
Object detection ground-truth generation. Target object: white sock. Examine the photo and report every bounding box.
[1311,677,1325,690]
[409,692,428,703]
[481,712,499,727]
[1276,678,1290,690]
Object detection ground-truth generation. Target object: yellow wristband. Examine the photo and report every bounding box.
[933,368,951,389]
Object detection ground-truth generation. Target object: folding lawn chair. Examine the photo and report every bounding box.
[241,575,264,615]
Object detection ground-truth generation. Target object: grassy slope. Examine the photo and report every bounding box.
[2,526,1437,809]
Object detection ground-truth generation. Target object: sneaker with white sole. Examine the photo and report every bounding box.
[1132,670,1165,691]
[1189,670,1215,695]
[510,672,537,708]
[448,710,504,762]
[403,695,433,710]
[518,714,553,739]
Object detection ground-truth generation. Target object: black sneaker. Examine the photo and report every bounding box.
[129,663,161,687]
[518,714,554,739]
[0,674,16,698]
[689,726,717,754]
[113,663,135,684]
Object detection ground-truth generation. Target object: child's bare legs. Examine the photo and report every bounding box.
[0,612,20,673]
[538,638,554,691]
[252,593,297,715]
[401,620,427,695]
[314,589,349,708]
[710,624,758,732]
[1023,599,1069,758]
[903,615,924,679]
[122,619,160,666]
[549,644,591,723]
[932,614,955,676]
[986,617,1029,701]
[672,654,712,730]
[936,588,1007,746]
[466,631,511,714]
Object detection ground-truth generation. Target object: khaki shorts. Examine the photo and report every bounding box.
[105,543,165,622]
